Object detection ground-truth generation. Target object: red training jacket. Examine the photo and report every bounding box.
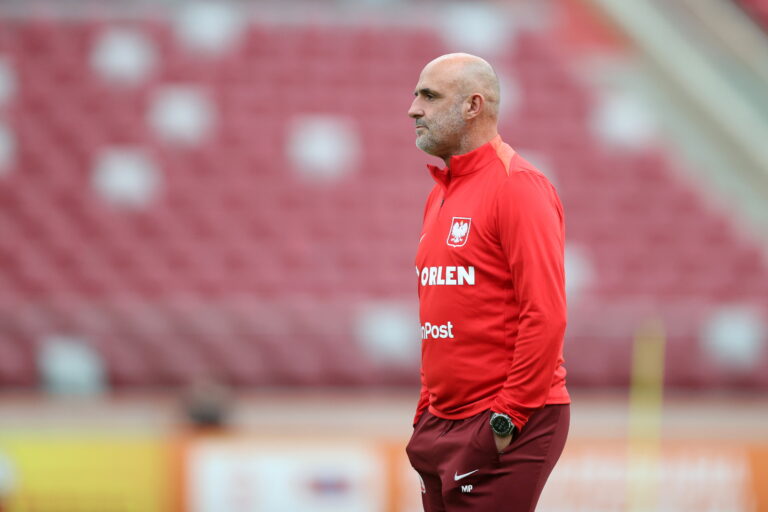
[414,135,569,431]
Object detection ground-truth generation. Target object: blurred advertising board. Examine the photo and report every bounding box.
[182,436,388,512]
[0,432,173,512]
[0,431,764,511]
[537,440,766,512]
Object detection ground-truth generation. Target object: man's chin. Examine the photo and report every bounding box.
[416,137,438,155]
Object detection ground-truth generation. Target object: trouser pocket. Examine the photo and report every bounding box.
[406,411,433,471]
[457,410,499,467]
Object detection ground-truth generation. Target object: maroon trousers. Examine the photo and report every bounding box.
[406,405,569,512]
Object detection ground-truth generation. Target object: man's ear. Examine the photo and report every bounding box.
[465,93,484,120]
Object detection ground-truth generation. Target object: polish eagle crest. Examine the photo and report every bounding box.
[446,217,472,247]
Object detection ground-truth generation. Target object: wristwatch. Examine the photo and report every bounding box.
[490,412,516,437]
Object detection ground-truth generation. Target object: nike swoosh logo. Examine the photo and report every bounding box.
[419,233,427,243]
[454,469,478,481]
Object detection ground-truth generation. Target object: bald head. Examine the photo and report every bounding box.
[422,53,501,119]
[408,53,502,162]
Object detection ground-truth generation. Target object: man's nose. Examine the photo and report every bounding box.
[408,99,423,119]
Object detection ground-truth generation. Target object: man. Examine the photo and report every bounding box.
[405,53,570,512]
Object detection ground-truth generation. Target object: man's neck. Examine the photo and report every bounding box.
[443,128,499,167]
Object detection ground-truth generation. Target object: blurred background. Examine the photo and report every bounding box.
[0,0,767,510]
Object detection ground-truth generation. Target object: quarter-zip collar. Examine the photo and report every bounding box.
[427,135,504,189]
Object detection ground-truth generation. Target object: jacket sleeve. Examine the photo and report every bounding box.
[490,171,567,430]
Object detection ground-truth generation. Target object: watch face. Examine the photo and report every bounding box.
[491,414,512,435]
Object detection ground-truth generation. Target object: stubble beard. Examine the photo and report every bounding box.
[415,101,466,159]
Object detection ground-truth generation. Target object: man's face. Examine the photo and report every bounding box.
[408,65,466,158]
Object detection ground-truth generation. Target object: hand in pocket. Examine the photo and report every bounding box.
[493,433,513,452]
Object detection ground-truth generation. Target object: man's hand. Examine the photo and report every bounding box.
[493,433,513,452]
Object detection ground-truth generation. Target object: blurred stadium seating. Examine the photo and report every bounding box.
[0,0,767,396]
